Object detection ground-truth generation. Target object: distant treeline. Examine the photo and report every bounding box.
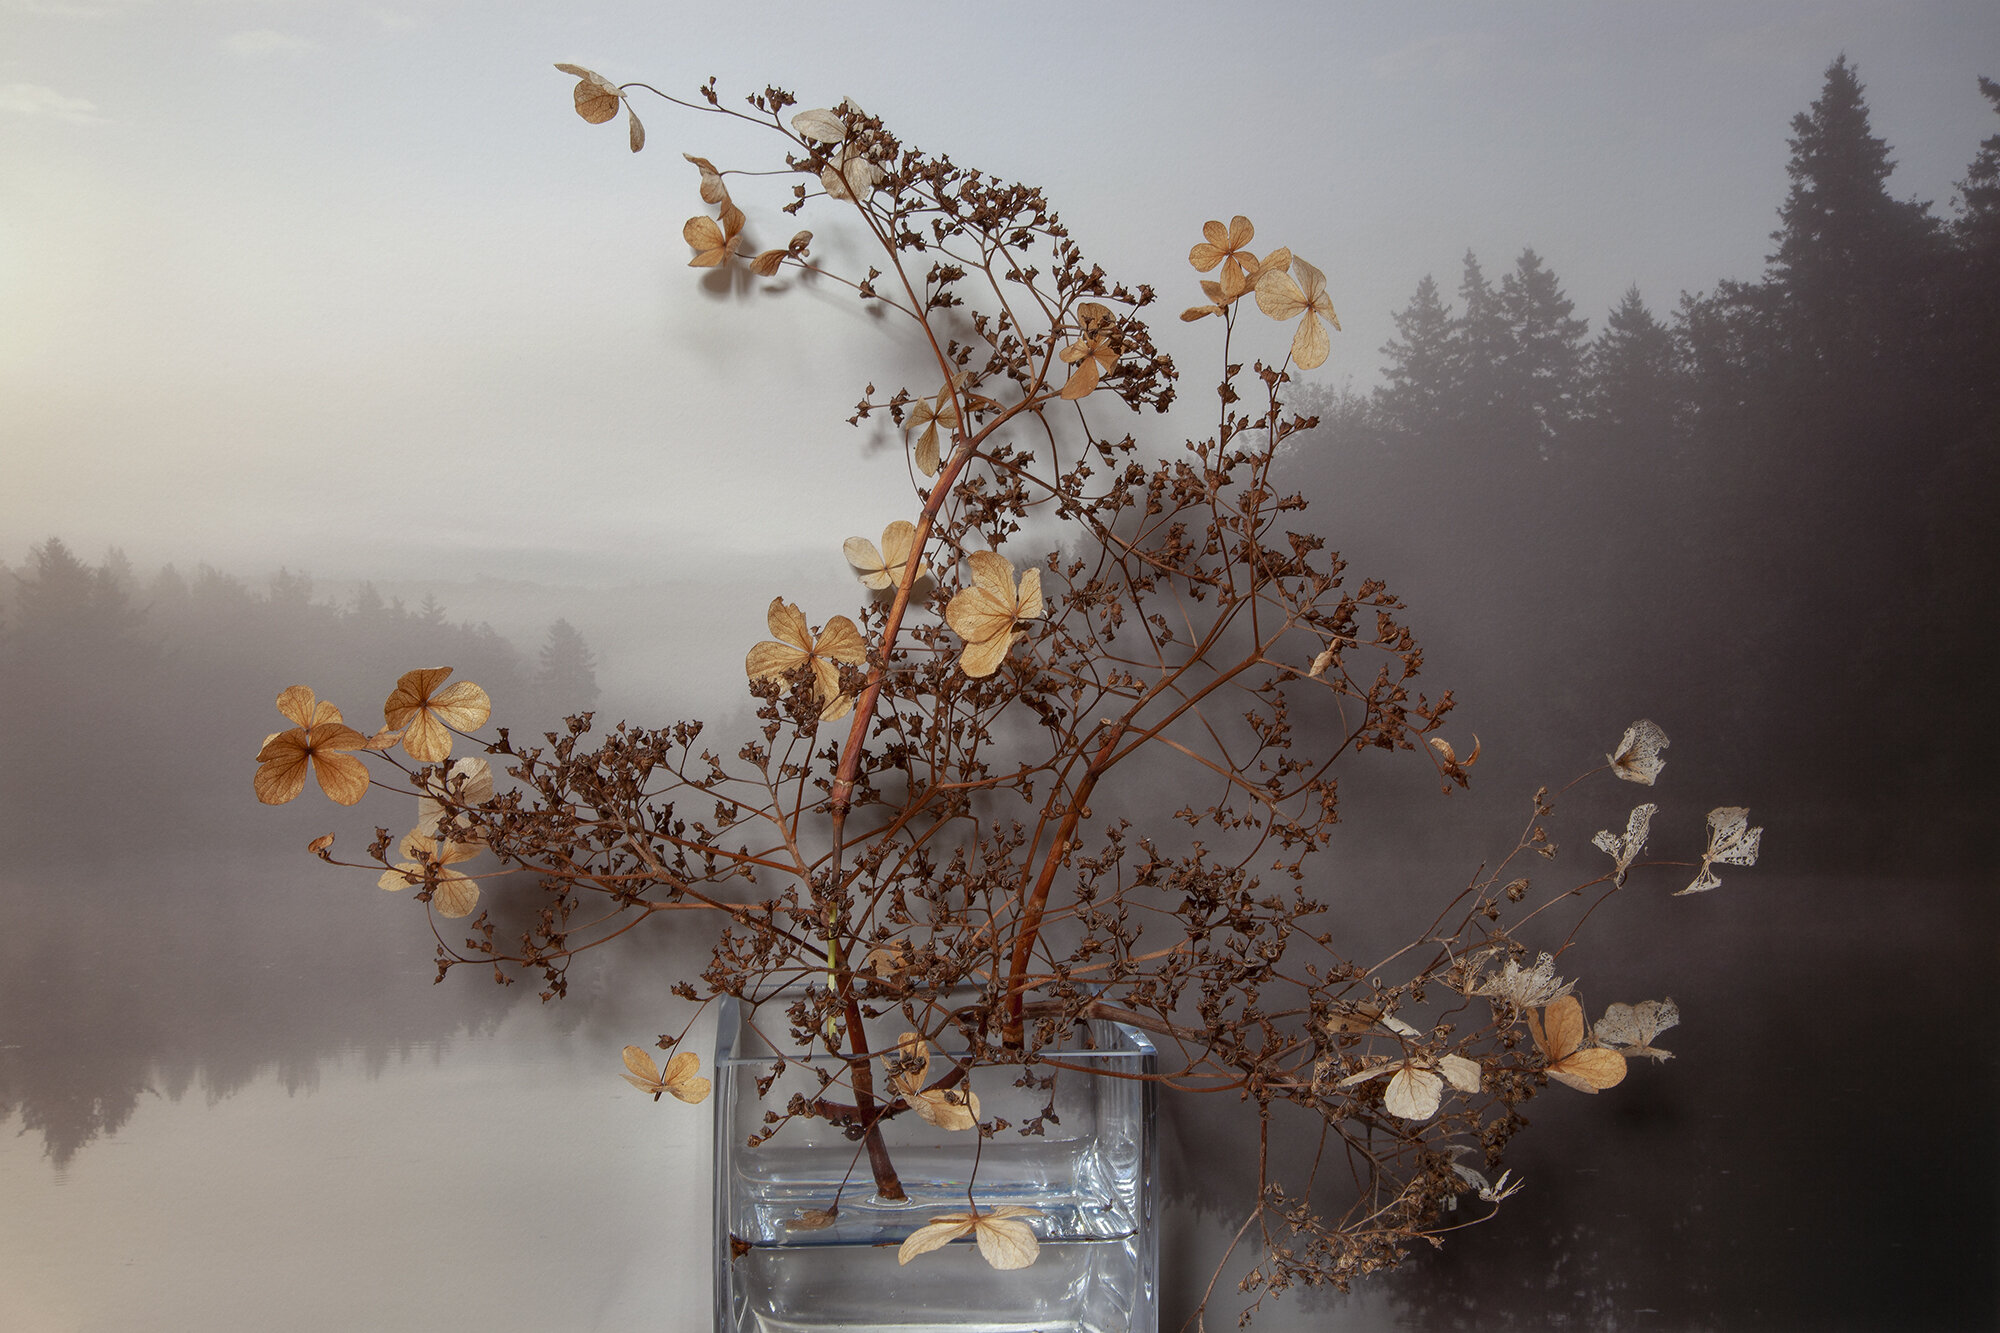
[0,539,601,850]
[1279,58,1997,871]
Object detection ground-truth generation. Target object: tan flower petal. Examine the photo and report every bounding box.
[425,681,491,732]
[821,146,881,201]
[1290,312,1330,370]
[945,587,1015,650]
[1439,1054,1482,1093]
[275,685,320,729]
[1549,1047,1627,1093]
[808,656,841,706]
[897,1217,974,1264]
[746,640,807,682]
[684,215,737,268]
[683,154,728,206]
[786,1207,839,1231]
[663,1051,711,1104]
[253,732,311,805]
[627,105,645,153]
[1383,1065,1444,1120]
[819,692,854,723]
[1255,268,1309,321]
[1539,995,1587,1060]
[790,108,847,144]
[816,616,867,664]
[1189,216,1254,272]
[744,644,796,684]
[750,248,787,277]
[400,713,451,763]
[1058,354,1101,400]
[910,1086,981,1131]
[661,1050,699,1088]
[621,1044,661,1086]
[554,64,621,124]
[845,536,893,590]
[431,869,480,918]
[417,757,495,834]
[955,631,1015,680]
[437,840,481,866]
[966,551,1017,605]
[879,521,916,573]
[386,669,489,762]
[887,1032,931,1093]
[313,749,371,805]
[849,522,924,590]
[972,1214,1039,1270]
[766,598,811,649]
[1015,567,1043,620]
[623,1047,711,1104]
[378,863,421,891]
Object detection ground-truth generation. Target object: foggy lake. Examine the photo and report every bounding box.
[3,841,1988,1329]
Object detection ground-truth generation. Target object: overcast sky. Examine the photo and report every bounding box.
[4,1,1996,585]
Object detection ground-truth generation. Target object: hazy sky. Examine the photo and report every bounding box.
[4,1,1996,584]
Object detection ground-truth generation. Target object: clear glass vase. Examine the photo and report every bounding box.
[711,994,1158,1333]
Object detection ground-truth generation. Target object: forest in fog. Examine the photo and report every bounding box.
[1280,57,1997,875]
[1,54,1995,1329]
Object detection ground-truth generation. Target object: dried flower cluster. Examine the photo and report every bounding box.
[254,68,1761,1321]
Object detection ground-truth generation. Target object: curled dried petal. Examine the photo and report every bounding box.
[554,64,622,124]
[791,107,847,144]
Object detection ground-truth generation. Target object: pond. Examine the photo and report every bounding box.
[2,860,1991,1331]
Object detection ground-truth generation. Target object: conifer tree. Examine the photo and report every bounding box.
[1947,76,2000,419]
[534,618,601,715]
[1375,273,1455,442]
[1447,251,1510,439]
[8,538,149,663]
[1954,77,2000,251]
[1497,248,1588,456]
[1671,280,1783,446]
[269,567,314,615]
[1767,55,1940,382]
[1586,286,1678,440]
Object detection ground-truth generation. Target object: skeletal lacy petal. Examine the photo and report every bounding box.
[1608,719,1669,785]
[1594,999,1679,1060]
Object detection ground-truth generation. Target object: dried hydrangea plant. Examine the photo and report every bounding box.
[254,69,1761,1323]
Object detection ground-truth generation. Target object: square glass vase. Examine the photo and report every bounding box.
[712,995,1158,1333]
